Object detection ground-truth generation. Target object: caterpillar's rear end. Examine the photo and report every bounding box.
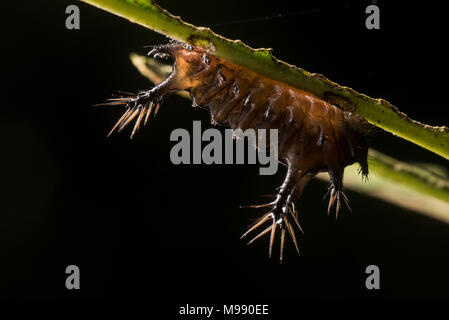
[99,41,370,262]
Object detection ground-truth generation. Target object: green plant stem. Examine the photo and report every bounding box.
[80,0,449,160]
[367,150,449,204]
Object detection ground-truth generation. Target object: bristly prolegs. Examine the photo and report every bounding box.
[240,163,351,263]
[240,196,303,264]
[93,44,178,139]
[239,164,301,263]
[94,89,162,139]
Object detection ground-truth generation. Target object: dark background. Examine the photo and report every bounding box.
[1,0,449,309]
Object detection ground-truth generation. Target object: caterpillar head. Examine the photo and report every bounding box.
[148,41,212,91]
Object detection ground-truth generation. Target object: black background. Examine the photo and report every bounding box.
[1,0,449,311]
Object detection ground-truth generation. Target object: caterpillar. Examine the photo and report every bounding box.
[97,41,370,263]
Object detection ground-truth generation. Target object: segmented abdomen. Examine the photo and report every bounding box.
[188,54,368,176]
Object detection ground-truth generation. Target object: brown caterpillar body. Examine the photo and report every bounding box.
[98,41,369,262]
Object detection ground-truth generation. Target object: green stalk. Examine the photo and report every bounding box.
[367,150,449,204]
[80,0,449,160]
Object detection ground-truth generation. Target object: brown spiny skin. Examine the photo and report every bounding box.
[101,41,369,262]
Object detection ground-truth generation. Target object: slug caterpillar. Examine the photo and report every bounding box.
[97,41,370,262]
